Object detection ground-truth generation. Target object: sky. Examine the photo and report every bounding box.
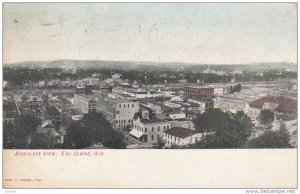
[3,3,297,64]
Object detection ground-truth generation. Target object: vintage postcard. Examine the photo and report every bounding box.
[2,2,298,189]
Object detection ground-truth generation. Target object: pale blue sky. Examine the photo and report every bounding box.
[3,3,297,64]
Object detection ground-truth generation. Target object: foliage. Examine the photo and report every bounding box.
[154,137,166,149]
[258,109,274,127]
[248,128,291,148]
[64,111,126,149]
[229,84,242,94]
[4,67,297,87]
[193,109,253,148]
[14,114,41,148]
[3,121,15,149]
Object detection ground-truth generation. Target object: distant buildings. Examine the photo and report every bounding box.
[73,94,96,114]
[112,73,122,79]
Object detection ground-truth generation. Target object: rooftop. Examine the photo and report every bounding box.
[164,127,198,138]
[249,96,297,113]
[45,106,61,117]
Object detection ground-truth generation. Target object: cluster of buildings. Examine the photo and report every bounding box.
[3,70,298,148]
[3,91,67,147]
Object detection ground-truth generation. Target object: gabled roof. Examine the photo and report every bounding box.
[45,106,61,117]
[249,96,297,113]
[164,127,198,139]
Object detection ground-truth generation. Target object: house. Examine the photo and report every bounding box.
[163,127,208,147]
[248,96,297,121]
[43,106,62,129]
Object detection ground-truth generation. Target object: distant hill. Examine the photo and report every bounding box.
[4,60,297,72]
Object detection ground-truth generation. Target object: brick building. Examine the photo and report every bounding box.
[184,87,214,110]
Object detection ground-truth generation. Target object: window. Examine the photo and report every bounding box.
[158,127,160,131]
[167,126,169,129]
[132,104,134,107]
[151,135,154,140]
[128,104,129,107]
[145,128,147,133]
[128,119,131,123]
[157,134,159,139]
[124,104,126,108]
[163,126,166,130]
[152,127,154,132]
[119,104,121,108]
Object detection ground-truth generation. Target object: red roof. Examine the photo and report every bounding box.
[249,96,297,113]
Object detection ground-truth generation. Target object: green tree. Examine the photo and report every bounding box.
[29,133,50,149]
[258,109,274,128]
[63,122,93,148]
[3,121,15,149]
[193,109,231,133]
[14,114,41,148]
[248,128,291,148]
[64,111,126,149]
[154,137,166,149]
[193,109,253,148]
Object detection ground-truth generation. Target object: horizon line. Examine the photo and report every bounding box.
[3,59,297,66]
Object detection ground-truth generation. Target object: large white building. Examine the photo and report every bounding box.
[97,98,139,129]
[73,94,96,114]
[114,100,139,129]
[130,116,171,145]
[213,95,247,113]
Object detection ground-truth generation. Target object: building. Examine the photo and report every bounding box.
[130,116,171,145]
[114,100,139,129]
[184,87,214,110]
[73,94,96,114]
[213,95,247,113]
[112,73,122,79]
[163,127,208,147]
[97,98,139,129]
[43,106,62,129]
[248,96,297,121]
[213,88,224,96]
[3,101,19,123]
